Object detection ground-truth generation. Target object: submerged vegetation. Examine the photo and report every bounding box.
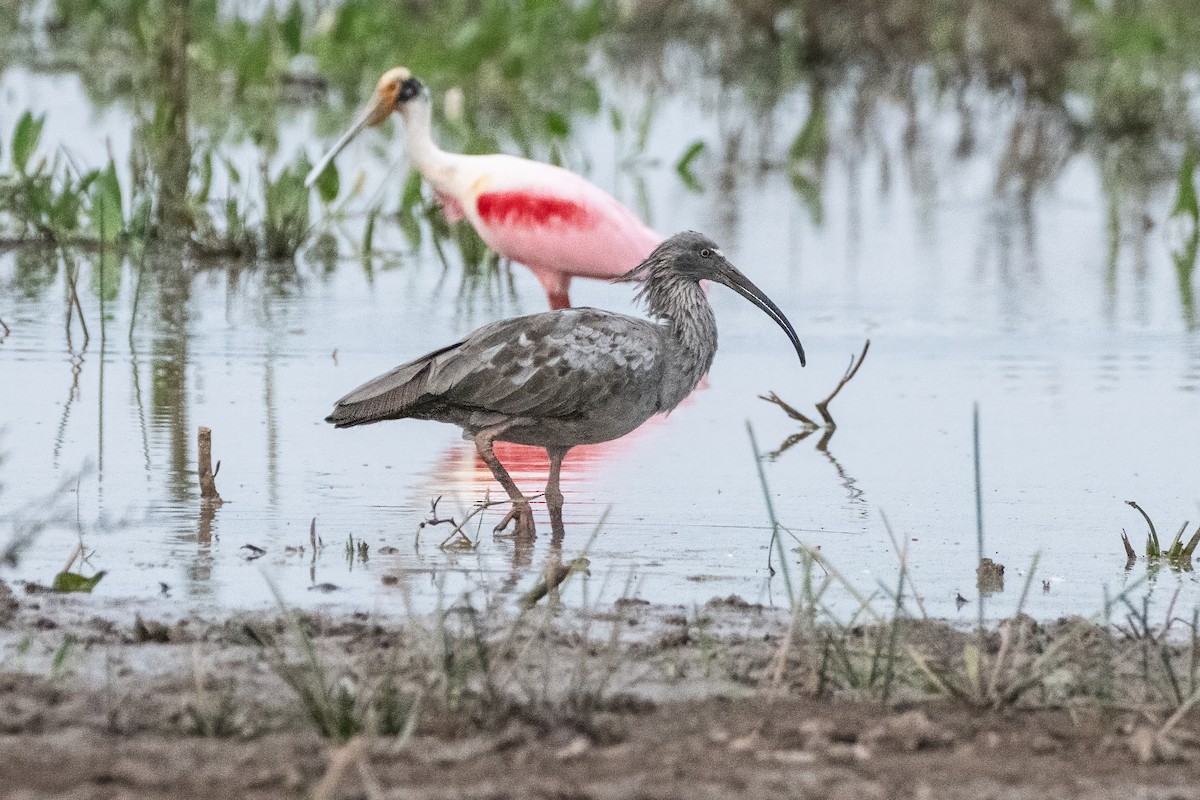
[0,0,1196,314]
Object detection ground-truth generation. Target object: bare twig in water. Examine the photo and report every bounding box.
[815,339,871,429]
[761,339,870,455]
[197,426,223,504]
[1121,528,1137,568]
[759,391,818,427]
[417,493,543,548]
[0,316,10,336]
[65,261,90,346]
[416,496,457,533]
[446,494,539,548]
[1127,500,1159,551]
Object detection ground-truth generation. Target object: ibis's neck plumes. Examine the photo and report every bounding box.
[634,266,718,390]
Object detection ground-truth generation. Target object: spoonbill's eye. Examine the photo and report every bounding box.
[700,248,711,258]
[399,77,423,102]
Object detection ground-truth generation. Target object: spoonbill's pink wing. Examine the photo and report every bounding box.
[464,156,662,281]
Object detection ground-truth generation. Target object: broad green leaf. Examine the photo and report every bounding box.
[52,570,107,593]
[223,157,241,186]
[196,150,214,205]
[49,181,84,234]
[400,169,423,213]
[1172,148,1198,222]
[12,112,45,174]
[281,0,304,57]
[675,140,706,193]
[544,111,569,138]
[264,153,312,258]
[314,160,339,204]
[363,208,377,256]
[789,101,827,165]
[788,170,824,226]
[90,161,123,243]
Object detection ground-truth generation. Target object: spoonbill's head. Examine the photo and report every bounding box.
[305,66,427,188]
[623,231,807,367]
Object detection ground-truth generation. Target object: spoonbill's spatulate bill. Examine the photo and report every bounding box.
[307,67,662,309]
[326,231,806,539]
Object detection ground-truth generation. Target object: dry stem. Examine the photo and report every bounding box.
[198,426,223,503]
[761,339,871,455]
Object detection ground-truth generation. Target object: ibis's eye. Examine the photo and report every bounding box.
[700,248,711,258]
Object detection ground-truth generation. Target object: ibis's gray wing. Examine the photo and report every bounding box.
[327,308,663,426]
[437,308,663,418]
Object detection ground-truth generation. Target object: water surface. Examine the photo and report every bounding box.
[2,2,1199,622]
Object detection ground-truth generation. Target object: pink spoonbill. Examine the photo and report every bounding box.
[306,67,662,309]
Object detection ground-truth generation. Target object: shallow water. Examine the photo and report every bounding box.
[2,18,1200,623]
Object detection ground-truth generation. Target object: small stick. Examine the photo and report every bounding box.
[814,339,871,429]
[0,316,10,336]
[1127,500,1159,551]
[198,426,223,503]
[416,496,457,533]
[66,262,90,345]
[1121,528,1137,565]
[442,495,538,548]
[760,339,871,452]
[758,391,818,428]
[62,543,83,574]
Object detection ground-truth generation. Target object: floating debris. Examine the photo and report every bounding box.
[240,544,266,560]
[976,558,1005,595]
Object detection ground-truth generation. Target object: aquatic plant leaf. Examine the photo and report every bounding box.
[789,171,824,226]
[789,101,827,166]
[89,161,123,242]
[196,150,214,205]
[264,153,312,259]
[313,160,339,204]
[675,140,706,193]
[223,157,241,186]
[52,571,107,593]
[1172,148,1198,222]
[12,111,45,174]
[400,169,424,213]
[544,111,569,138]
[363,208,376,256]
[281,0,304,57]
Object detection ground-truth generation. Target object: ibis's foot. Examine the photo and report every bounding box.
[494,500,535,539]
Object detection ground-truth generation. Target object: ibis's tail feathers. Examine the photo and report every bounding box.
[325,341,461,428]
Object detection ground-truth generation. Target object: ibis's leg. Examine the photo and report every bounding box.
[474,426,535,539]
[545,447,569,538]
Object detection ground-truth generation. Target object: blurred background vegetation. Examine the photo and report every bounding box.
[0,0,1199,317]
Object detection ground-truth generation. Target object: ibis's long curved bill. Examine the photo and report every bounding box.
[716,263,806,367]
[304,96,384,189]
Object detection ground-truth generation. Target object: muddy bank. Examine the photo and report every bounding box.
[3,581,1200,799]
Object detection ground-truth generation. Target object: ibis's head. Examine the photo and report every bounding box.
[624,231,806,367]
[305,67,427,188]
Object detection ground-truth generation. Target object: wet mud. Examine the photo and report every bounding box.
[3,580,1199,799]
